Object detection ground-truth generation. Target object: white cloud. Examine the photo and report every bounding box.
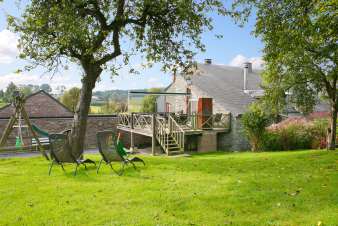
[229,54,264,70]
[0,72,81,91]
[0,29,19,64]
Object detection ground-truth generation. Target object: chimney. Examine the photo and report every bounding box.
[243,62,252,90]
[204,58,212,64]
[172,68,177,83]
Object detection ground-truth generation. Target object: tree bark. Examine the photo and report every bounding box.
[70,63,102,158]
[328,103,337,150]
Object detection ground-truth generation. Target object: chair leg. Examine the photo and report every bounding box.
[130,157,146,166]
[83,159,96,165]
[60,163,65,172]
[109,162,119,175]
[96,159,103,174]
[48,161,54,176]
[117,162,126,176]
[130,161,137,170]
[74,164,79,176]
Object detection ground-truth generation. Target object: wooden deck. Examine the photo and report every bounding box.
[117,113,231,155]
[117,125,228,137]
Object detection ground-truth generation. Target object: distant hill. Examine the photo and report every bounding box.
[92,89,159,105]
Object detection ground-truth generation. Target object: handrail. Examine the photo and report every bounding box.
[155,116,169,154]
[168,114,185,151]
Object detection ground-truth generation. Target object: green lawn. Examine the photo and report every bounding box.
[0,150,337,226]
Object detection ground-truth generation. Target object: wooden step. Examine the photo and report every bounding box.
[168,150,184,156]
[167,146,180,150]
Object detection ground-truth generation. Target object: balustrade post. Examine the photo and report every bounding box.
[152,113,156,156]
[169,113,172,133]
[130,112,134,152]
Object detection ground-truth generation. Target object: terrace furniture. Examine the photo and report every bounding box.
[48,133,96,176]
[96,130,145,175]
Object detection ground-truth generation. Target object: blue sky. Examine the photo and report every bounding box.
[0,1,263,93]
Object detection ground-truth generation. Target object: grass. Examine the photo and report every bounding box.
[90,105,103,114]
[0,101,7,108]
[0,150,337,226]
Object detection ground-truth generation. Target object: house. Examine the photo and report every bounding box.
[0,90,73,118]
[158,59,331,151]
[157,59,263,150]
[157,59,262,116]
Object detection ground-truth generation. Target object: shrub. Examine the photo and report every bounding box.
[263,117,329,151]
[242,106,270,151]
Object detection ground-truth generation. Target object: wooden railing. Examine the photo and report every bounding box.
[118,113,153,130]
[155,116,169,154]
[172,113,231,130]
[132,113,152,129]
[118,113,131,127]
[168,114,185,152]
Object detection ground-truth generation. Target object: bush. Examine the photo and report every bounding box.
[263,117,328,151]
[242,106,270,151]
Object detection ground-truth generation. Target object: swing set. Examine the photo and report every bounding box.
[0,91,49,159]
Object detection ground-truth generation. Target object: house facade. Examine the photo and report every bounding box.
[157,59,263,150]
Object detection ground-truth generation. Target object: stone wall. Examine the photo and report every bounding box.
[0,115,119,148]
[0,115,155,150]
[217,116,250,151]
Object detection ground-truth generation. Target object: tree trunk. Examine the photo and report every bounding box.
[328,104,337,150]
[70,63,101,158]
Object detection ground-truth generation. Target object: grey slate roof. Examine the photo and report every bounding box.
[189,63,263,116]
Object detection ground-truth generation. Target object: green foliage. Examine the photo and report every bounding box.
[8,0,231,153]
[101,100,127,114]
[241,104,270,151]
[263,118,329,151]
[140,88,161,113]
[4,82,18,103]
[39,84,52,93]
[9,1,229,74]
[60,87,81,112]
[233,0,338,148]
[0,151,337,225]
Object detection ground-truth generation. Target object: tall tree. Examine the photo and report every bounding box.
[40,84,52,93]
[60,87,81,113]
[19,85,33,97]
[233,0,338,149]
[9,0,228,157]
[4,82,18,103]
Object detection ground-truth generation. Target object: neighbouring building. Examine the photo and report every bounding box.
[0,90,117,148]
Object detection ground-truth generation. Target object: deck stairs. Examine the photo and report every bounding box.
[155,114,185,155]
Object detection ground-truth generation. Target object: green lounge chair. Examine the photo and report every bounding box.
[48,133,96,176]
[96,130,145,175]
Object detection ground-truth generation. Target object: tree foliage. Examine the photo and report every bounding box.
[9,0,230,156]
[242,104,270,151]
[233,0,338,149]
[60,87,81,112]
[40,84,52,93]
[140,88,161,113]
[4,82,18,103]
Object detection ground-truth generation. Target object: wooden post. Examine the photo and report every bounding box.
[0,114,17,147]
[152,113,156,156]
[130,112,134,152]
[21,107,49,160]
